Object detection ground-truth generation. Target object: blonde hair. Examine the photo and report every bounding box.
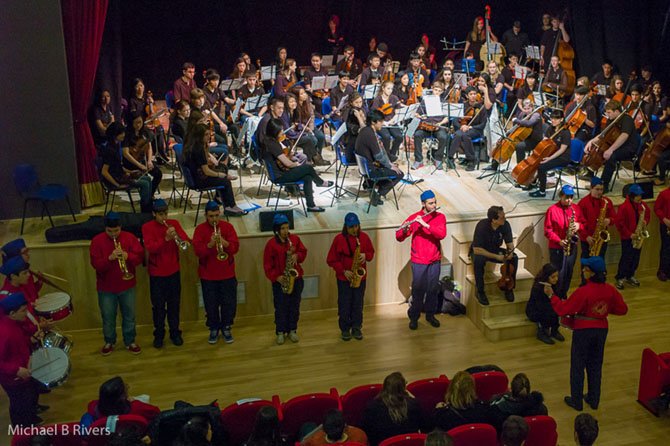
[444,371,477,410]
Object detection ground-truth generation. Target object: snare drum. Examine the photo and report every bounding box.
[43,331,73,354]
[34,292,73,321]
[30,347,71,388]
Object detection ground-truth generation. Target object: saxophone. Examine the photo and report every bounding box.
[281,238,299,294]
[632,202,650,249]
[212,222,228,261]
[113,236,134,280]
[589,201,611,256]
[349,237,366,289]
[563,209,579,256]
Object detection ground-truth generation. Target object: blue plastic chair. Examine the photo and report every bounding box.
[354,154,399,213]
[551,138,584,200]
[330,142,357,206]
[263,158,307,217]
[13,164,76,235]
[178,162,227,226]
[165,90,175,109]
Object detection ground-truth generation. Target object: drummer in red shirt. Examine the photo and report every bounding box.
[1,238,43,301]
[0,292,43,426]
[551,256,628,411]
[0,256,52,333]
[141,199,191,348]
[395,190,447,330]
[89,212,144,356]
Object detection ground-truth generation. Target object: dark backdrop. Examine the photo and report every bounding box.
[95,0,669,104]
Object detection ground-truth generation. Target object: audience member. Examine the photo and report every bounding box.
[433,371,493,432]
[301,409,368,446]
[500,415,528,446]
[424,429,453,446]
[173,416,212,446]
[574,413,599,446]
[245,406,285,446]
[80,377,160,427]
[489,373,547,431]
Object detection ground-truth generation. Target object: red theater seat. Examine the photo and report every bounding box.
[221,399,276,446]
[378,433,427,446]
[340,384,382,428]
[637,348,670,416]
[524,415,558,446]
[472,371,509,402]
[273,388,341,442]
[447,423,497,446]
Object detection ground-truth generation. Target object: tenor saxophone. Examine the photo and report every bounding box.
[281,238,299,294]
[632,202,650,249]
[113,236,134,280]
[349,237,366,289]
[589,201,611,256]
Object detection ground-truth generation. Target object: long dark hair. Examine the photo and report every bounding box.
[173,416,211,446]
[376,372,410,424]
[98,376,130,417]
[246,406,281,446]
[183,123,209,160]
[533,263,558,285]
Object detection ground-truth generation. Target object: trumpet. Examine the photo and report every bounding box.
[212,222,228,261]
[164,221,189,251]
[113,236,134,280]
[398,207,441,230]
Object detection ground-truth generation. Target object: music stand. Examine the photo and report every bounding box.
[431,100,463,176]
[477,111,514,189]
[392,104,423,189]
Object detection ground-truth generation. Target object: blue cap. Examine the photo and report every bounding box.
[420,189,436,202]
[629,184,643,196]
[590,176,603,187]
[205,200,220,212]
[582,256,606,273]
[561,185,575,196]
[0,292,27,313]
[152,199,168,212]
[105,211,121,227]
[273,213,289,226]
[1,238,26,260]
[0,256,29,277]
[344,212,360,227]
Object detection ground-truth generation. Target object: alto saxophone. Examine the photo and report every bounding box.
[589,201,611,256]
[632,202,650,249]
[563,209,579,256]
[113,236,134,280]
[281,238,299,294]
[349,237,366,289]
[164,221,189,251]
[212,222,228,261]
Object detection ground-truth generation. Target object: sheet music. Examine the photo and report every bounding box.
[406,117,421,137]
[454,72,468,89]
[220,78,245,92]
[363,84,379,100]
[525,46,540,60]
[423,95,443,117]
[256,93,270,108]
[387,104,420,125]
[334,95,349,113]
[514,65,529,80]
[337,54,345,63]
[231,98,244,122]
[244,96,261,112]
[325,75,339,89]
[532,92,545,105]
[321,55,334,67]
[331,123,348,146]
[260,66,276,81]
[595,85,607,96]
[442,102,464,118]
[311,76,327,90]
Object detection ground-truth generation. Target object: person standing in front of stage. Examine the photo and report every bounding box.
[89,212,144,356]
[577,176,615,260]
[544,185,584,299]
[263,214,308,345]
[193,201,240,345]
[0,293,44,427]
[141,199,191,348]
[326,213,375,341]
[551,256,628,411]
[614,184,651,290]
[654,184,670,281]
[395,190,446,330]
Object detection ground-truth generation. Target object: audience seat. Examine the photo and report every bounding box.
[273,388,341,442]
[472,371,509,402]
[221,399,276,446]
[340,383,382,429]
[406,375,450,430]
[524,415,558,446]
[87,414,149,446]
[637,348,670,416]
[378,433,427,446]
[447,423,497,446]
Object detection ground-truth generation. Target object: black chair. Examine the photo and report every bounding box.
[263,158,307,217]
[354,154,399,213]
[94,157,139,214]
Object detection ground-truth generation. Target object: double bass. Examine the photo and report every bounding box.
[479,5,506,67]
[550,10,575,96]
[639,124,670,171]
[490,105,545,163]
[581,104,631,171]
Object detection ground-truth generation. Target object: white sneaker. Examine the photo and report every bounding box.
[288,330,299,343]
[276,333,285,345]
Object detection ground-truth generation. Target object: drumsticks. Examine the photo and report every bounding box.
[38,271,68,283]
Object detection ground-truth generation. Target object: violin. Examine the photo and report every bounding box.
[407,70,424,105]
[459,107,475,126]
[512,125,565,186]
[497,251,516,292]
[144,91,161,129]
[378,102,395,116]
[639,124,670,171]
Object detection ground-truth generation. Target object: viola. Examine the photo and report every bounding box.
[497,253,516,292]
[407,70,424,105]
[512,125,565,186]
[639,124,670,171]
[459,106,476,126]
[378,102,395,116]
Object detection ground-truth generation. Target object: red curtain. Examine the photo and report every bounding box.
[61,0,109,207]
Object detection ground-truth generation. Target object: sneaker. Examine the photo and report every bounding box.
[341,330,352,341]
[536,327,554,345]
[153,337,164,349]
[409,320,418,330]
[426,316,441,328]
[465,162,476,172]
[483,161,498,171]
[626,276,640,287]
[307,206,326,212]
[101,343,114,356]
[127,343,142,354]
[411,161,424,170]
[170,333,184,346]
[564,396,583,411]
[352,328,363,340]
[288,330,299,343]
[529,190,546,197]
[551,327,565,342]
[208,329,219,344]
[615,279,624,290]
[276,333,285,345]
[504,290,515,302]
[222,328,234,344]
[476,291,490,306]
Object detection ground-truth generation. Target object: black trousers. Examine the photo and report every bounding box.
[473,252,518,294]
[537,157,570,192]
[201,278,237,331]
[601,147,635,189]
[277,164,325,208]
[449,128,483,161]
[149,272,182,338]
[379,127,403,160]
[337,279,366,332]
[549,246,578,299]
[660,225,670,275]
[515,138,541,163]
[408,261,440,321]
[369,166,402,196]
[273,278,303,333]
[2,380,39,426]
[657,150,670,180]
[570,328,608,408]
[616,239,642,280]
[196,176,236,208]
[580,240,608,260]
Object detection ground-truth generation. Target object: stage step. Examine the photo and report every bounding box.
[481,314,537,342]
[451,233,521,283]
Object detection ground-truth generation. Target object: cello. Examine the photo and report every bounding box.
[581,103,631,171]
[490,105,545,163]
[564,93,592,137]
[511,124,565,186]
[639,124,670,171]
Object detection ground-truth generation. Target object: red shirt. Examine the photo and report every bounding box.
[577,194,616,241]
[89,231,144,293]
[192,220,239,281]
[172,77,196,103]
[87,399,161,423]
[2,278,39,306]
[551,280,628,329]
[0,315,34,387]
[142,219,191,277]
[395,210,447,264]
[326,232,375,281]
[654,188,670,226]
[263,234,307,282]
[544,203,585,249]
[615,199,651,240]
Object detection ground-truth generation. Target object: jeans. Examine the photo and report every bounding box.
[337,279,366,331]
[616,239,642,280]
[97,288,136,346]
[149,272,182,338]
[272,278,303,333]
[201,278,238,331]
[408,261,440,320]
[131,175,153,212]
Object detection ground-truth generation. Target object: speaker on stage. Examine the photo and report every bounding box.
[259,210,294,232]
[622,181,654,199]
